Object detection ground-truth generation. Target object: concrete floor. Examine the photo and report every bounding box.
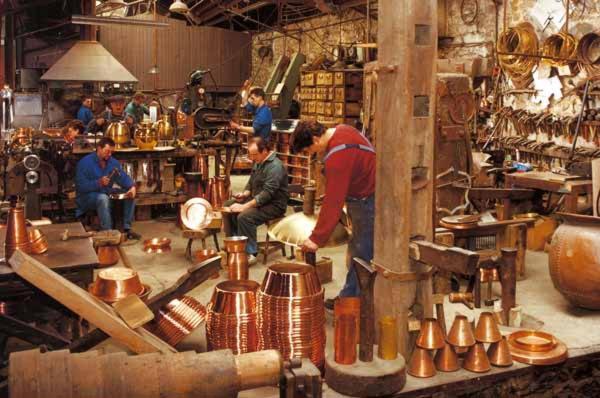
[102,175,600,397]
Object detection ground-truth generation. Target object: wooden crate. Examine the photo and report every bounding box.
[316,71,333,86]
[334,102,361,117]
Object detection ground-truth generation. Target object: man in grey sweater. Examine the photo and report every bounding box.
[223,137,289,263]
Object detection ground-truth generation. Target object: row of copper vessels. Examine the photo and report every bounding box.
[183,154,230,208]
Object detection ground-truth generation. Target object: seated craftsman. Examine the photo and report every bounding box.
[75,137,140,240]
[87,95,134,134]
[62,119,85,145]
[223,137,288,264]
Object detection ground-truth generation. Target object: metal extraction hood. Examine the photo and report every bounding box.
[40,41,138,83]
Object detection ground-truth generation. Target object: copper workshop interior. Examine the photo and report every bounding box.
[3,0,600,397]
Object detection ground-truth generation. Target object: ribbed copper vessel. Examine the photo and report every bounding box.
[257,263,326,367]
[4,203,31,260]
[224,236,249,280]
[150,296,207,346]
[206,280,259,354]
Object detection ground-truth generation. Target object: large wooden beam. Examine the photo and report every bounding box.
[374,1,437,358]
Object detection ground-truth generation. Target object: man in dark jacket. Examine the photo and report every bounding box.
[87,95,134,134]
[223,137,288,263]
[75,137,140,240]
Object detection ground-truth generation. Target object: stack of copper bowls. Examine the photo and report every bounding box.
[150,296,207,347]
[257,263,326,367]
[206,280,259,354]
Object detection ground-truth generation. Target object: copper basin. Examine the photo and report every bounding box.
[549,213,600,309]
[89,267,145,303]
[261,263,322,297]
[209,280,260,314]
[142,237,171,254]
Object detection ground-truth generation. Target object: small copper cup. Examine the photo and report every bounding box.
[463,342,491,373]
[416,318,445,350]
[408,347,436,378]
[334,313,357,365]
[96,246,120,267]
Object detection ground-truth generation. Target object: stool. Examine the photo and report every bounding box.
[183,228,220,262]
[258,218,286,265]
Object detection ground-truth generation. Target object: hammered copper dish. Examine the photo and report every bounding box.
[89,267,145,303]
[181,197,214,231]
[142,238,171,254]
[507,330,568,365]
[4,203,31,259]
[28,228,48,255]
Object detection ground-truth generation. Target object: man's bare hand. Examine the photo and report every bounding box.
[126,186,137,199]
[230,203,246,213]
[301,238,318,252]
[99,176,111,186]
[96,118,105,126]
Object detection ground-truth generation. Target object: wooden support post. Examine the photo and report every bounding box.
[504,223,527,279]
[433,231,454,294]
[374,0,437,358]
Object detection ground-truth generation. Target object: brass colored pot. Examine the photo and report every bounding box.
[135,121,157,150]
[105,122,131,149]
[154,115,174,141]
[549,213,600,309]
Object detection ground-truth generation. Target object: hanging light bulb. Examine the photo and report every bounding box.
[148,65,160,74]
[169,0,189,14]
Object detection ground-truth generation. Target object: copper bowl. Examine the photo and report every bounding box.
[142,238,171,254]
[89,267,145,303]
[209,280,260,314]
[151,296,206,346]
[28,228,48,254]
[261,263,322,297]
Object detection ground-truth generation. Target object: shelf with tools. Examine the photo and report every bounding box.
[299,69,363,128]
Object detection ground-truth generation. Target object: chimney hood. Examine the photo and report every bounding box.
[40,41,138,83]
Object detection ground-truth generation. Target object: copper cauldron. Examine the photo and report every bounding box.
[135,121,157,150]
[154,114,174,141]
[549,213,600,309]
[105,121,131,149]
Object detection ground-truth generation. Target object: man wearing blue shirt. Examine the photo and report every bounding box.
[230,87,272,141]
[75,137,140,240]
[76,95,94,129]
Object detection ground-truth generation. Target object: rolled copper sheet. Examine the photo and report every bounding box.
[206,280,259,354]
[257,263,326,367]
[150,296,207,346]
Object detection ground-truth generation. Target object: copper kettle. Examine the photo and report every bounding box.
[4,201,31,260]
[105,121,130,149]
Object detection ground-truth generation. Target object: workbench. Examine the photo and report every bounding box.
[504,171,593,218]
[0,222,98,357]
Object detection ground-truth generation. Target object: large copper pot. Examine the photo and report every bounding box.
[154,115,174,141]
[4,202,31,260]
[106,121,131,149]
[134,121,157,150]
[549,213,600,309]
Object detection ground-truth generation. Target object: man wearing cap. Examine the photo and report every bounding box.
[87,95,134,134]
[125,92,149,124]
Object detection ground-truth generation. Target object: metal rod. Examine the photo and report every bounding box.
[71,15,169,28]
[15,21,70,39]
[569,79,591,161]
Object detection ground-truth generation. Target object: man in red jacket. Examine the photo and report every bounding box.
[291,121,375,307]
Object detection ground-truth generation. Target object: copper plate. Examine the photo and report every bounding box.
[142,237,172,254]
[181,197,214,231]
[508,330,568,365]
[508,330,557,353]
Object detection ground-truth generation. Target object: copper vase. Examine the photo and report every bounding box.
[474,312,502,343]
[416,318,446,350]
[224,236,249,280]
[434,342,460,372]
[193,154,209,181]
[407,347,436,378]
[487,336,513,367]
[463,342,491,373]
[447,315,476,348]
[214,176,229,207]
[4,202,31,260]
[334,313,357,365]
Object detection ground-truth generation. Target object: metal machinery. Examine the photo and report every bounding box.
[264,53,305,119]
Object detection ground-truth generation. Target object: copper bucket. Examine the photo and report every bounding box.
[4,203,31,260]
[224,236,249,280]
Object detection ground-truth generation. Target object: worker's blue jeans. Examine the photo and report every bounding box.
[339,194,375,297]
[76,193,135,231]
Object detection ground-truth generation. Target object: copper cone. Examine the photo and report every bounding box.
[434,342,460,372]
[416,318,445,349]
[407,347,436,378]
[4,202,31,260]
[474,312,502,343]
[463,342,491,373]
[487,336,513,367]
[447,315,476,347]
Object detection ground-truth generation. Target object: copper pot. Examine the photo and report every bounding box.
[4,202,31,260]
[105,121,131,149]
[549,213,600,309]
[142,238,171,254]
[134,121,157,150]
[28,229,48,255]
[224,236,248,280]
[89,267,145,303]
[154,114,174,141]
[96,246,120,267]
[214,176,229,207]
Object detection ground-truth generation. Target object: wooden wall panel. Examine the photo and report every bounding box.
[99,15,251,91]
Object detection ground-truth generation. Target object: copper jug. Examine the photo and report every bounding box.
[214,176,228,208]
[224,236,248,280]
[194,154,209,181]
[5,201,31,260]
